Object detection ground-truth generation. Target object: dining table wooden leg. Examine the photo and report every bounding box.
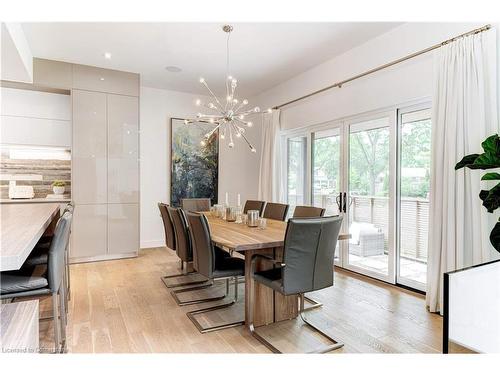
[244,248,274,327]
[244,247,298,327]
[273,246,298,322]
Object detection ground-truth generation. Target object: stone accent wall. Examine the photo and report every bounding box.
[0,149,71,199]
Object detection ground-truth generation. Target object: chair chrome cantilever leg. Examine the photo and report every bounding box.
[59,285,68,353]
[186,277,244,333]
[298,293,344,353]
[302,294,323,311]
[170,278,226,306]
[161,261,209,288]
[249,292,344,354]
[51,292,61,353]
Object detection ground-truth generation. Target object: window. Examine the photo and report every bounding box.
[281,100,431,291]
[397,107,431,289]
[312,128,341,216]
[286,136,307,211]
[347,116,392,279]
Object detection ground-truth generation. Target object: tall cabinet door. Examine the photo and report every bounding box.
[71,204,107,259]
[107,203,139,255]
[72,90,107,204]
[107,94,139,203]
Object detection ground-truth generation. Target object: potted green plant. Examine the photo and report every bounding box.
[455,134,500,253]
[52,180,66,195]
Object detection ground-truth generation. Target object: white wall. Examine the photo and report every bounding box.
[140,23,498,249]
[0,23,33,83]
[253,23,489,130]
[0,87,71,147]
[497,23,500,118]
[139,86,261,248]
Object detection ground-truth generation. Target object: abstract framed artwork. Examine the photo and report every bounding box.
[170,118,219,207]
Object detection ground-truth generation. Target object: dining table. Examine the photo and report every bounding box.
[202,212,350,328]
[0,203,61,271]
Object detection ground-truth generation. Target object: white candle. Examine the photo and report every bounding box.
[225,192,229,206]
[237,193,241,207]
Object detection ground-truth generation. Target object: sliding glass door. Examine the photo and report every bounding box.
[397,106,431,291]
[283,102,429,290]
[345,114,395,282]
[312,127,342,216]
[312,126,343,262]
[286,136,308,215]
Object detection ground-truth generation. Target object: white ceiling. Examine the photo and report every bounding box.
[21,22,402,97]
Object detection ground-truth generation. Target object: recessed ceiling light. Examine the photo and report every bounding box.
[165,66,182,73]
[104,52,112,59]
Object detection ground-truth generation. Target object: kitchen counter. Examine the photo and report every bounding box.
[0,197,71,204]
[1,203,61,271]
[1,300,39,353]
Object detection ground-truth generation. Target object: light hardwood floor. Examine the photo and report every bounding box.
[36,247,442,353]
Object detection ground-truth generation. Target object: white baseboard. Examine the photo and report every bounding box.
[70,252,137,264]
[140,239,165,249]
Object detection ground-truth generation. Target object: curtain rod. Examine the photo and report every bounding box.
[273,24,491,110]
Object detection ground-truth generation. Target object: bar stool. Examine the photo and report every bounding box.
[262,202,289,221]
[181,212,245,333]
[0,212,73,353]
[249,216,344,353]
[22,202,74,311]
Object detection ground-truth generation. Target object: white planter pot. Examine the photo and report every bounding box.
[53,186,65,195]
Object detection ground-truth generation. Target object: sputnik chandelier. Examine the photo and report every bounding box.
[184,24,270,153]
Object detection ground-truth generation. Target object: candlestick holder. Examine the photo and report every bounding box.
[234,206,243,223]
[225,206,236,222]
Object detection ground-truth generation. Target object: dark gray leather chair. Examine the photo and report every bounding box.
[292,205,325,218]
[24,202,74,267]
[23,202,74,312]
[158,202,176,251]
[163,207,208,290]
[0,211,73,353]
[243,200,266,215]
[249,216,344,353]
[178,212,245,333]
[262,202,289,221]
[159,202,190,287]
[181,198,211,212]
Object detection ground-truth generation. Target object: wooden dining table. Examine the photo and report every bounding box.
[0,203,61,271]
[202,213,349,328]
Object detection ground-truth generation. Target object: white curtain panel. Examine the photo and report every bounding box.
[427,30,499,314]
[258,109,284,202]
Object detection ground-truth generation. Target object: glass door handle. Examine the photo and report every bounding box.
[336,192,342,213]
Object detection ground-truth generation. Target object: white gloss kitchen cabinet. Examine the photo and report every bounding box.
[30,58,140,263]
[72,90,107,205]
[107,94,139,204]
[71,82,139,262]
